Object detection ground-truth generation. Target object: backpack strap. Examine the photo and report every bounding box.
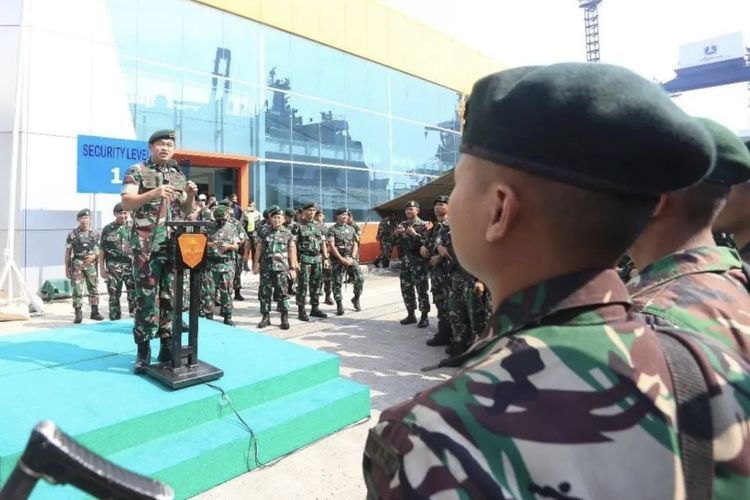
[655,329,714,500]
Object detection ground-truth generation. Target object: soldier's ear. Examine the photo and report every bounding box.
[485,183,518,243]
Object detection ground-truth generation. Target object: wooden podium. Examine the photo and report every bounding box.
[144,221,224,390]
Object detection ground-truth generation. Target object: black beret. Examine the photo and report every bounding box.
[315,209,322,215]
[335,207,350,216]
[113,202,125,213]
[76,208,90,218]
[433,194,449,205]
[405,200,419,209]
[267,206,283,217]
[461,63,716,197]
[301,202,317,210]
[696,118,750,185]
[148,129,176,144]
[284,208,296,217]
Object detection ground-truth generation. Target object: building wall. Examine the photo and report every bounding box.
[1,0,502,290]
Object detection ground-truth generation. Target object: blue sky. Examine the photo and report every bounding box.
[380,0,750,133]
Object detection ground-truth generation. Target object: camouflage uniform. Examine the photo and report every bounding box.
[424,219,452,336]
[364,269,750,499]
[326,222,364,305]
[99,219,136,319]
[284,219,299,298]
[375,217,395,267]
[295,219,325,308]
[317,219,332,302]
[628,245,750,359]
[229,215,247,295]
[123,159,190,344]
[201,217,240,318]
[396,218,430,313]
[66,227,100,309]
[259,225,294,314]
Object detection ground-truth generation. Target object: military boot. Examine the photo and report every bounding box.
[223,313,234,326]
[257,314,271,328]
[298,305,310,322]
[205,312,214,320]
[234,289,245,301]
[324,292,334,306]
[400,309,417,325]
[157,339,172,363]
[90,305,104,321]
[417,311,429,328]
[74,307,83,324]
[133,341,151,374]
[426,333,451,347]
[351,295,361,311]
[382,259,390,269]
[310,306,328,319]
[110,310,121,321]
[335,301,345,316]
[280,311,290,330]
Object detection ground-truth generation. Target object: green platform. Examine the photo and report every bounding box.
[0,319,370,499]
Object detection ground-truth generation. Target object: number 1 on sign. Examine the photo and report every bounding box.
[111,167,122,184]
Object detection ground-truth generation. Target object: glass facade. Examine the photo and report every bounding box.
[107,0,461,220]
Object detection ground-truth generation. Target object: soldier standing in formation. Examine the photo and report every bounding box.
[326,207,364,315]
[421,195,452,346]
[714,139,750,264]
[201,204,241,326]
[394,200,430,327]
[254,206,297,330]
[373,212,396,269]
[295,202,329,321]
[315,209,333,305]
[364,63,750,498]
[121,129,198,373]
[98,202,136,321]
[65,208,104,323]
[627,117,750,358]
[243,199,262,271]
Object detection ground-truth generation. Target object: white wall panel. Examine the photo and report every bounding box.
[0,0,22,25]
[28,0,95,39]
[0,27,20,133]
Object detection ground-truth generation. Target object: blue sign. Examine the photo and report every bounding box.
[77,135,149,194]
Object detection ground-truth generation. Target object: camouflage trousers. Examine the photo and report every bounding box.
[201,260,235,316]
[429,268,451,334]
[296,260,322,307]
[400,262,430,313]
[448,273,491,346]
[322,265,332,297]
[233,250,243,291]
[331,260,364,302]
[104,260,136,318]
[377,240,393,264]
[260,268,290,314]
[71,258,99,308]
[132,247,175,344]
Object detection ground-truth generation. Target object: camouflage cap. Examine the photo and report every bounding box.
[461,63,716,197]
[113,202,125,213]
[76,208,90,218]
[405,200,419,209]
[433,194,449,205]
[335,207,350,216]
[696,117,750,185]
[148,129,176,144]
[214,205,229,218]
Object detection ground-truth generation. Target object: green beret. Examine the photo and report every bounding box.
[113,202,125,213]
[218,200,232,207]
[284,208,296,218]
[335,207,350,216]
[405,200,419,209]
[696,118,750,185]
[214,205,229,218]
[433,194,449,205]
[148,129,176,144]
[76,208,90,218]
[301,202,317,210]
[462,63,716,197]
[267,206,283,217]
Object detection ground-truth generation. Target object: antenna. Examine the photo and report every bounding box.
[578,0,603,63]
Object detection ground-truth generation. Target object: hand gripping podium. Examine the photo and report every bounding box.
[144,220,224,390]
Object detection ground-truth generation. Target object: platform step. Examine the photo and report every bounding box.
[30,378,370,499]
